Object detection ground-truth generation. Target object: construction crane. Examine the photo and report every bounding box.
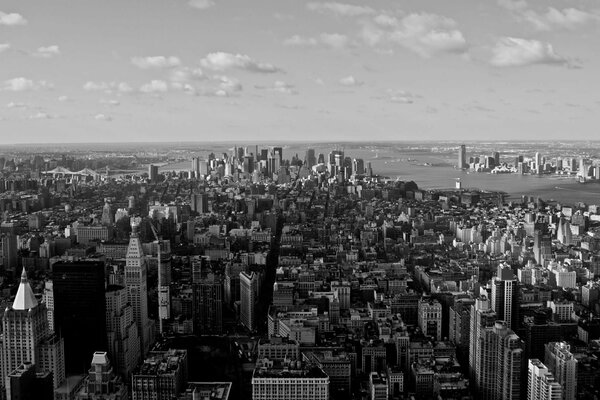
[149,221,170,334]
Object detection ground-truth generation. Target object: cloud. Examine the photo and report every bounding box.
[360,13,468,57]
[387,89,417,104]
[200,52,282,73]
[498,0,528,12]
[2,78,53,91]
[499,1,599,31]
[94,114,112,121]
[490,37,569,67]
[57,96,70,102]
[168,67,205,83]
[6,102,27,108]
[306,2,375,17]
[188,0,215,10]
[0,12,27,26]
[216,76,242,94]
[522,7,599,31]
[339,75,363,86]
[33,45,60,58]
[100,99,120,106]
[140,80,169,93]
[29,112,53,120]
[0,43,10,53]
[283,35,319,47]
[388,13,468,57]
[131,56,181,69]
[83,81,133,93]
[283,33,350,49]
[255,81,297,95]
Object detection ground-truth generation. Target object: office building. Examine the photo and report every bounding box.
[148,165,159,183]
[105,285,141,378]
[303,351,351,398]
[528,359,562,400]
[0,233,18,273]
[6,363,53,400]
[52,260,107,374]
[252,358,329,400]
[458,145,466,169]
[193,273,223,334]
[74,352,128,400]
[418,298,442,341]
[1,268,66,396]
[491,265,519,330]
[240,271,259,332]
[132,350,188,400]
[544,342,577,400]
[126,222,150,354]
[42,280,55,332]
[305,149,316,168]
[369,372,388,400]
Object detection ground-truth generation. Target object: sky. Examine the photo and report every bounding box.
[0,0,599,144]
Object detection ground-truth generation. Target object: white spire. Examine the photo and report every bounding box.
[13,267,38,310]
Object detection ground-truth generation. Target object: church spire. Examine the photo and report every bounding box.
[13,267,39,310]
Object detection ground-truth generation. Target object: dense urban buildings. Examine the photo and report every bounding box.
[0,142,599,400]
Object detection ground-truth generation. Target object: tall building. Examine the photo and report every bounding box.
[491,265,519,330]
[544,342,577,400]
[0,233,18,273]
[470,319,523,400]
[240,271,259,332]
[193,273,223,334]
[469,298,495,387]
[42,280,54,332]
[126,222,150,355]
[74,352,128,400]
[528,359,562,400]
[1,268,66,396]
[131,349,188,400]
[148,164,159,183]
[6,363,53,400]
[305,149,316,168]
[458,145,467,169]
[105,285,141,378]
[418,298,442,341]
[52,261,107,374]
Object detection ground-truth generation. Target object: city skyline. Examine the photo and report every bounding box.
[1,0,599,144]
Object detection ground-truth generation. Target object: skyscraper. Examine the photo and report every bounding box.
[74,352,128,400]
[544,342,577,400]
[528,359,562,400]
[240,271,258,332]
[105,285,141,378]
[126,222,150,355]
[1,268,65,396]
[52,261,107,374]
[458,145,467,169]
[305,149,316,168]
[418,298,442,341]
[470,319,523,400]
[491,264,519,330]
[193,273,223,334]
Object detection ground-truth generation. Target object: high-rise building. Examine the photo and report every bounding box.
[101,200,114,226]
[42,280,55,332]
[544,342,577,400]
[126,222,150,355]
[6,363,53,400]
[352,158,364,176]
[240,271,259,332]
[528,359,562,400]
[148,165,159,183]
[105,285,141,378]
[193,273,223,334]
[491,265,519,330]
[1,233,18,273]
[52,260,107,374]
[74,352,128,400]
[470,318,523,400]
[458,145,467,169]
[305,149,316,168]
[418,298,442,341]
[131,349,188,400]
[1,268,66,396]
[469,297,495,386]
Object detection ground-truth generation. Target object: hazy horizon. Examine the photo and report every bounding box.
[1,0,599,143]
